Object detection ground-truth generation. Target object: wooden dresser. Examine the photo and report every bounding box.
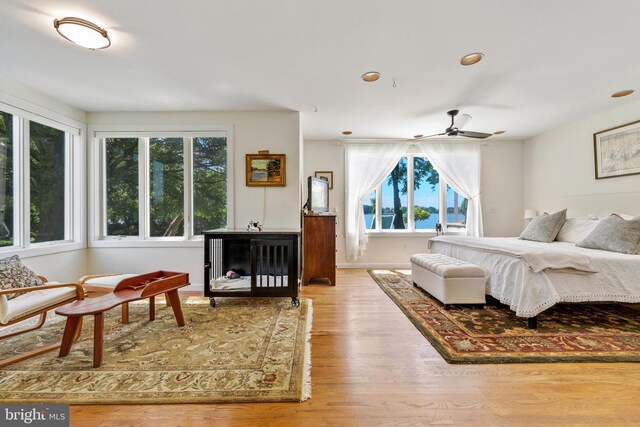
[302,214,336,285]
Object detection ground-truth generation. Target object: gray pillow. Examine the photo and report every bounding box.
[519,209,567,243]
[576,214,640,254]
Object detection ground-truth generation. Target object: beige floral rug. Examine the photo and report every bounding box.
[0,297,312,404]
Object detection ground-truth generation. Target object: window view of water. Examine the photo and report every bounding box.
[364,213,464,230]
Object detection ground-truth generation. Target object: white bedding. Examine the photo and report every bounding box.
[429,236,640,317]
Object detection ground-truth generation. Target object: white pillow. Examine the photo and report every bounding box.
[556,218,600,243]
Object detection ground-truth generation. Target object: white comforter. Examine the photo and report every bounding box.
[429,236,640,317]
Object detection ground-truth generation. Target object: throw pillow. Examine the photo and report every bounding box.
[0,255,44,300]
[519,209,567,243]
[576,214,640,254]
[556,218,600,243]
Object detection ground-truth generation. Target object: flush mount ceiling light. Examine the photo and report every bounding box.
[361,71,381,82]
[611,89,634,98]
[460,52,484,66]
[493,130,506,135]
[342,131,353,135]
[53,17,111,49]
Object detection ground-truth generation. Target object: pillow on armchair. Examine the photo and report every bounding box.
[0,255,44,300]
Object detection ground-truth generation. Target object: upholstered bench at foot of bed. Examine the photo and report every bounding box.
[410,253,486,309]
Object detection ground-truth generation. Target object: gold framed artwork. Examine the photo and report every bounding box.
[314,171,333,189]
[594,119,640,179]
[246,153,286,186]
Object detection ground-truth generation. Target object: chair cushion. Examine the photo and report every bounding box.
[0,255,44,300]
[82,274,138,291]
[0,283,78,324]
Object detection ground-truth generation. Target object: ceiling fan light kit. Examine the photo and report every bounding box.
[416,109,492,140]
[53,16,111,49]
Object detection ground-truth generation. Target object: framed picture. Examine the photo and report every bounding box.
[314,171,333,189]
[594,120,640,179]
[246,153,286,186]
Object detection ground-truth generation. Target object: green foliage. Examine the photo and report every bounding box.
[106,136,227,237]
[386,157,439,229]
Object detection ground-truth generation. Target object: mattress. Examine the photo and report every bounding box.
[429,236,640,317]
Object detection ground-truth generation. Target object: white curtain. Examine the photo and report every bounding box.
[416,142,484,237]
[345,143,409,260]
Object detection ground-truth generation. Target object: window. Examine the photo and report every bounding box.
[367,154,465,232]
[0,111,13,247]
[96,131,230,243]
[0,102,81,254]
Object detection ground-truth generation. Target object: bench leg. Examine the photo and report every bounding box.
[444,304,451,310]
[93,313,104,368]
[166,290,185,327]
[165,293,172,308]
[149,296,155,321]
[121,302,129,324]
[59,317,82,357]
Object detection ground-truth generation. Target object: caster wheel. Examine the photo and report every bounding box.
[209,298,216,308]
[291,297,300,308]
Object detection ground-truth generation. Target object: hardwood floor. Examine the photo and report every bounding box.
[70,269,640,426]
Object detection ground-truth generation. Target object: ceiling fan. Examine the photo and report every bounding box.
[416,109,492,139]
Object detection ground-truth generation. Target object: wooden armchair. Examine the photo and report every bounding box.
[0,275,84,368]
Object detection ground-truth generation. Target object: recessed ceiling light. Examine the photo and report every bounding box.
[361,71,381,82]
[611,89,634,98]
[460,52,484,66]
[493,130,506,135]
[53,17,111,49]
[413,134,424,138]
[342,131,353,135]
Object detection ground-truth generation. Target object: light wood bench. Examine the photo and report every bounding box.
[56,271,189,368]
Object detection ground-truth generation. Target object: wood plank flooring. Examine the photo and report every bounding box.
[70,269,640,426]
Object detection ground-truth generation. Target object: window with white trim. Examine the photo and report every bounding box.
[97,132,230,241]
[365,154,467,232]
[0,105,80,251]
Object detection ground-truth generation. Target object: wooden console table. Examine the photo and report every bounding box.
[56,271,189,368]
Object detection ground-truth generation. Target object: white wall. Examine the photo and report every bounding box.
[86,111,301,285]
[524,99,640,218]
[303,139,524,268]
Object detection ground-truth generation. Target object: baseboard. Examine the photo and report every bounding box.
[337,263,411,269]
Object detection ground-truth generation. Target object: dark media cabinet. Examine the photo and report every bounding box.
[204,230,301,307]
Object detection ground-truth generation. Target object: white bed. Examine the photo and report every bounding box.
[429,236,640,318]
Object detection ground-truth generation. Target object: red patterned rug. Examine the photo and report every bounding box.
[369,269,640,364]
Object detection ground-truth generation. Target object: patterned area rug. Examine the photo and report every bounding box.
[369,269,640,364]
[0,297,312,404]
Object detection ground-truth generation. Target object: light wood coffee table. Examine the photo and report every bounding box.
[56,271,189,367]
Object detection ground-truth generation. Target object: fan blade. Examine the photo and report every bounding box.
[453,113,472,130]
[411,132,446,140]
[457,130,492,139]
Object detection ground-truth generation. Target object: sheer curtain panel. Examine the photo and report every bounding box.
[345,143,409,260]
[416,142,484,237]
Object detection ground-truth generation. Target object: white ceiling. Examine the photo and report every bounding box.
[1,0,639,140]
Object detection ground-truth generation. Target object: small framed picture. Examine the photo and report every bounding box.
[314,171,333,189]
[246,154,286,186]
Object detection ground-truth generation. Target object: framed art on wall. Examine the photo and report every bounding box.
[594,119,640,179]
[246,153,286,186]
[314,171,333,189]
